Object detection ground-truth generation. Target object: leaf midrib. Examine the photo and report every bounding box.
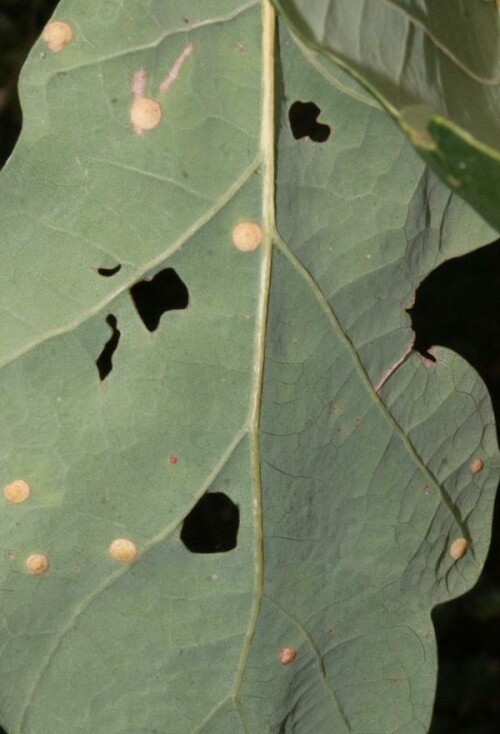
[230,0,276,706]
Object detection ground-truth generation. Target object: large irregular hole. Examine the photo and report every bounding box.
[97,264,121,277]
[96,315,121,381]
[408,236,500,411]
[412,237,500,731]
[180,492,239,553]
[130,268,189,332]
[288,101,331,142]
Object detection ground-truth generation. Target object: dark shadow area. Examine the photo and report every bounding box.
[97,264,121,277]
[0,0,60,168]
[130,268,189,332]
[409,237,500,734]
[288,100,331,142]
[180,493,239,553]
[429,527,500,732]
[409,237,500,417]
[95,314,120,381]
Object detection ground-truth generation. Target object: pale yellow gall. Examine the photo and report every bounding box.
[130,98,161,135]
[108,538,137,562]
[278,647,297,665]
[470,458,484,474]
[42,21,73,52]
[231,222,262,252]
[25,554,49,575]
[3,479,31,504]
[449,537,468,561]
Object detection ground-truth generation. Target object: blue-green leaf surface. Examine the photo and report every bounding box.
[0,2,498,732]
[272,0,500,233]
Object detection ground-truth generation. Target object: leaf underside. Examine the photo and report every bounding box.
[272,0,500,234]
[0,2,498,733]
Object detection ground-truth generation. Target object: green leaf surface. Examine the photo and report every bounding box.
[271,0,500,233]
[0,1,498,732]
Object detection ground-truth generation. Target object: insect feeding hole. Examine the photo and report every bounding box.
[288,101,331,142]
[180,492,240,554]
[130,268,189,332]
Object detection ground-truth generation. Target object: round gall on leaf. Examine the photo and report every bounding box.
[278,647,297,665]
[470,458,484,474]
[42,21,73,52]
[25,554,49,575]
[130,98,161,134]
[108,538,137,562]
[449,537,468,561]
[232,222,262,252]
[3,479,31,504]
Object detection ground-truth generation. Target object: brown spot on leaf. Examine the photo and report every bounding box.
[25,554,49,574]
[278,647,297,665]
[470,458,484,474]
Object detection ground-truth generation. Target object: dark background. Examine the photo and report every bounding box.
[1,1,500,732]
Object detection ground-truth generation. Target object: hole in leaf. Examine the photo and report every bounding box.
[130,268,189,332]
[96,315,120,381]
[407,236,500,408]
[180,492,239,553]
[288,101,331,142]
[97,264,121,277]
